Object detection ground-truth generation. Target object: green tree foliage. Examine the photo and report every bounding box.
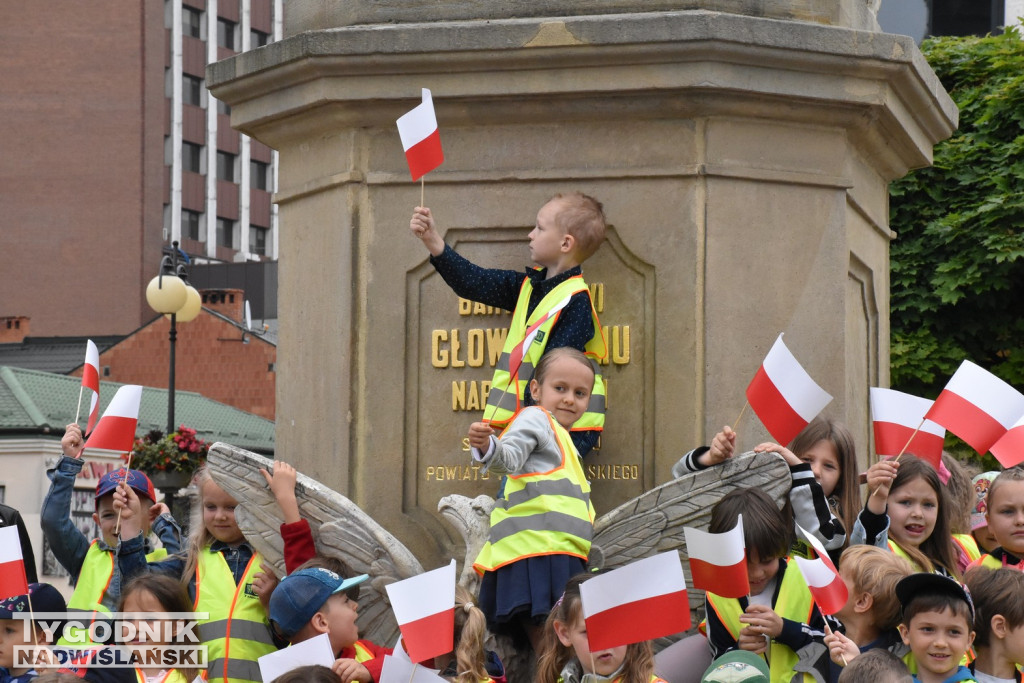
[890,27,1024,400]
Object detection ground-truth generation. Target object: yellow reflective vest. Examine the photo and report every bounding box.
[484,274,606,432]
[887,534,980,575]
[195,547,277,683]
[473,409,596,574]
[58,540,169,647]
[705,560,817,683]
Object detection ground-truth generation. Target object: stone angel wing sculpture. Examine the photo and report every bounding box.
[207,442,790,651]
[206,443,425,648]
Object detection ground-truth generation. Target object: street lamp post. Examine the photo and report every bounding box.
[145,241,201,519]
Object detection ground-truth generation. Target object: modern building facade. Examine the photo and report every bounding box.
[1,0,282,338]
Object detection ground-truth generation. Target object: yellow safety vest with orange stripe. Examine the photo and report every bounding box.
[195,547,277,683]
[887,534,980,574]
[705,560,817,683]
[473,408,596,574]
[58,540,169,647]
[133,669,191,683]
[484,275,607,431]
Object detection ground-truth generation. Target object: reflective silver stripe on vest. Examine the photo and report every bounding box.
[489,511,594,544]
[486,385,522,412]
[198,619,274,644]
[495,479,589,510]
[584,392,606,413]
[207,657,263,683]
[493,353,536,378]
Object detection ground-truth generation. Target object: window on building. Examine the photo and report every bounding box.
[217,152,236,182]
[250,160,269,191]
[249,226,268,255]
[217,218,237,249]
[182,209,203,240]
[182,142,203,173]
[182,7,202,38]
[183,75,203,107]
[217,18,236,50]
[216,98,231,116]
[251,29,269,47]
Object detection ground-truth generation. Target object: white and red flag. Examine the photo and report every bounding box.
[683,516,749,599]
[924,360,1024,455]
[869,387,945,470]
[385,559,456,663]
[580,551,691,651]
[991,414,1024,468]
[396,88,444,182]
[82,340,101,435]
[793,524,847,615]
[0,526,29,601]
[746,334,833,445]
[84,385,143,453]
[792,555,847,615]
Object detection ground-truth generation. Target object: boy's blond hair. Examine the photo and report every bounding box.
[841,545,913,631]
[551,192,606,261]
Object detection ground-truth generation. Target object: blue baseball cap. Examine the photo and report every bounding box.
[0,583,67,620]
[95,469,157,506]
[269,568,369,639]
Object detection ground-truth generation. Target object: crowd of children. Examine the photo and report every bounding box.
[3,192,1024,683]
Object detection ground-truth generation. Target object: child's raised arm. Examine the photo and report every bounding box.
[39,423,91,579]
[261,460,318,573]
[410,206,445,257]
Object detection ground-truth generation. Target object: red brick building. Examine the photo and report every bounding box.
[68,289,276,420]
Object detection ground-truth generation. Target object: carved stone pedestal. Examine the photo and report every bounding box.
[208,1,955,567]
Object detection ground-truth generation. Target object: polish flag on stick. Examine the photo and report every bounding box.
[683,516,749,599]
[869,388,945,470]
[397,88,444,201]
[0,527,29,601]
[76,340,101,435]
[924,360,1024,455]
[746,334,833,445]
[991,414,1024,468]
[580,551,691,652]
[385,560,456,663]
[793,524,847,616]
[84,385,143,454]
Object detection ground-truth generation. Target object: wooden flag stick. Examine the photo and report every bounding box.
[113,451,134,537]
[420,177,425,210]
[74,384,84,426]
[892,417,926,464]
[733,401,749,432]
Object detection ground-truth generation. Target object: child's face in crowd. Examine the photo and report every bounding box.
[972,525,999,554]
[799,439,841,498]
[887,476,938,550]
[530,357,594,430]
[322,593,360,655]
[835,566,858,622]
[899,608,973,682]
[0,619,36,673]
[555,616,628,678]
[528,199,570,269]
[95,494,153,546]
[202,480,243,544]
[746,550,781,596]
[986,480,1024,556]
[94,495,121,546]
[121,589,175,648]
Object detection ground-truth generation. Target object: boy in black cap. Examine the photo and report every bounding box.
[896,573,977,683]
[0,583,67,683]
[268,567,390,683]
